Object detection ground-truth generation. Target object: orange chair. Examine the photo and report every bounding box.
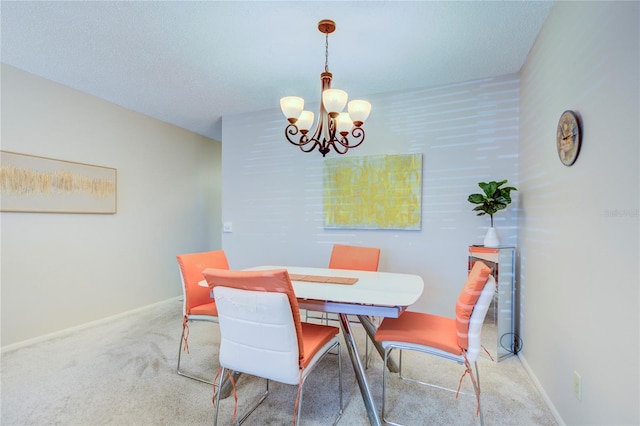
[328,243,381,272]
[176,250,229,384]
[325,244,381,364]
[375,261,495,425]
[203,268,343,425]
[305,244,380,328]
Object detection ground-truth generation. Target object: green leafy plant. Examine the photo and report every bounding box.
[468,180,517,227]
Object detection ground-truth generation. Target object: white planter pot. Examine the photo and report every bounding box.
[484,227,500,247]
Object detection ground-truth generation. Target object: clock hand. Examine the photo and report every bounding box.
[559,125,566,138]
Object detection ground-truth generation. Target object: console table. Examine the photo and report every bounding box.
[468,245,517,361]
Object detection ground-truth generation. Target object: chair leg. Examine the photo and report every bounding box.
[213,367,226,426]
[176,322,213,385]
[382,346,484,426]
[217,342,343,425]
[364,337,370,369]
[381,347,394,425]
[474,361,484,426]
[297,341,343,426]
[336,342,344,425]
[363,316,379,369]
[176,324,186,374]
[214,371,269,425]
[304,310,330,325]
[237,379,269,425]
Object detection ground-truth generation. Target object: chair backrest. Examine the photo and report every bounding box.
[455,260,495,362]
[202,268,305,384]
[328,244,380,271]
[466,274,495,362]
[176,250,229,315]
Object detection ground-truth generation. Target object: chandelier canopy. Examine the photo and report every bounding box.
[280,20,371,157]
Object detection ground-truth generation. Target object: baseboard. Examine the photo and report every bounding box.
[1,296,182,354]
[518,353,566,426]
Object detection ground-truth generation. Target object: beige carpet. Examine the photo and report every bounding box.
[1,299,557,425]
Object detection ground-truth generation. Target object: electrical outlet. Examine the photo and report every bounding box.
[223,222,233,233]
[573,371,582,401]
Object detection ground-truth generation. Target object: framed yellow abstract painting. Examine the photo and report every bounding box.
[0,151,117,214]
[323,154,422,230]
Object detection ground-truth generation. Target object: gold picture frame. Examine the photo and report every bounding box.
[0,151,117,214]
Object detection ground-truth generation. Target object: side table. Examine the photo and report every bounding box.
[468,245,517,362]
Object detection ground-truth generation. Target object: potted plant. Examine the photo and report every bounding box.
[468,179,517,247]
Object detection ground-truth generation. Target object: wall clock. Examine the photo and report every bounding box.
[556,110,582,166]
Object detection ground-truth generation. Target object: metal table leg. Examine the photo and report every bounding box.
[358,315,399,373]
[338,313,381,426]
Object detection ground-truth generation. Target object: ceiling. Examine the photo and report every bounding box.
[1,1,554,141]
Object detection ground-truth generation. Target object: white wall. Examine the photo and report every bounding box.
[518,2,639,425]
[221,3,639,423]
[0,64,223,347]
[221,74,519,316]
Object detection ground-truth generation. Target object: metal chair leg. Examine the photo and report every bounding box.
[219,343,343,425]
[297,341,344,426]
[382,346,484,426]
[213,367,226,426]
[176,324,186,373]
[237,380,269,425]
[475,361,484,426]
[176,322,214,385]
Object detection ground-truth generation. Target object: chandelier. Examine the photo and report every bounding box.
[280,20,371,157]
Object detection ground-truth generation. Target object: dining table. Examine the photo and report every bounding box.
[202,265,424,426]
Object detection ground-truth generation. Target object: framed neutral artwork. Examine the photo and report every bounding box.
[323,154,422,230]
[0,151,117,214]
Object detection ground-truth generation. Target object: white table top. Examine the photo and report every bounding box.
[245,265,424,309]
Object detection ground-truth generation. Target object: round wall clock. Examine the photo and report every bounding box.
[556,110,582,166]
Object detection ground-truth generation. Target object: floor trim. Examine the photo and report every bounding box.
[518,352,566,426]
[1,296,182,353]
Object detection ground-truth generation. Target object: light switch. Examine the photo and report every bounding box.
[223,222,233,233]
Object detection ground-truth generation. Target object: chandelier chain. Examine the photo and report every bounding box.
[325,32,329,73]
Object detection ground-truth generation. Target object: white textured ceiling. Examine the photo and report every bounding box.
[1,1,554,140]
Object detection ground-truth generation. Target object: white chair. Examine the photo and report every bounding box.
[375,261,496,426]
[175,250,229,384]
[203,268,343,425]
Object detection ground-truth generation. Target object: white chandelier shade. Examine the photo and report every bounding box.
[279,96,304,123]
[279,20,371,157]
[347,100,372,126]
[296,110,315,132]
[322,89,348,116]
